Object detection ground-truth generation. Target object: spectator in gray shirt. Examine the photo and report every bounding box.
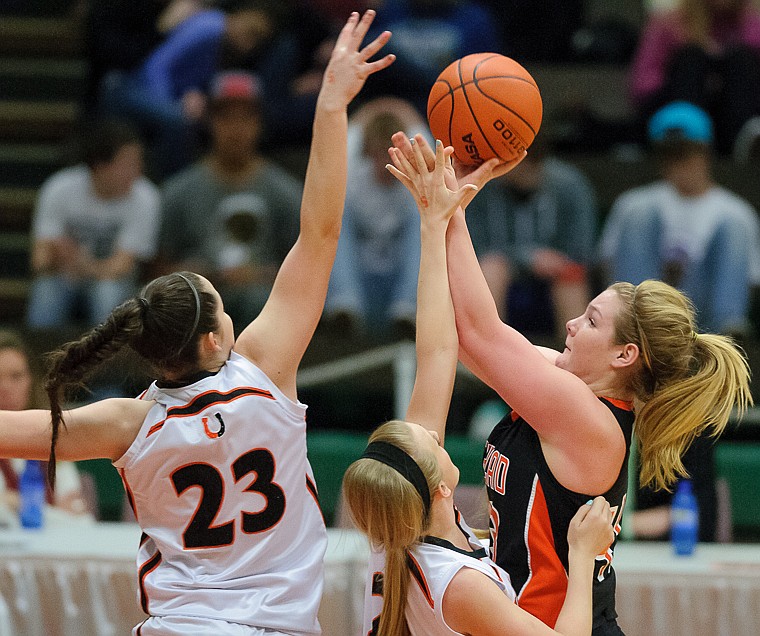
[157,71,302,330]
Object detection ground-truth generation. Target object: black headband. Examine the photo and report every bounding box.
[361,441,431,514]
[176,273,201,352]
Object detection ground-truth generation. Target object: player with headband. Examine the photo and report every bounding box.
[0,11,394,635]
[343,138,615,636]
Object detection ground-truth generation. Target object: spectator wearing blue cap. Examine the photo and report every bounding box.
[598,101,760,336]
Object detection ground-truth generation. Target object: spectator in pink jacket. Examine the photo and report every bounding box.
[629,0,760,153]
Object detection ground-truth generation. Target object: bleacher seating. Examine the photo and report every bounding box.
[0,5,81,321]
[2,0,760,539]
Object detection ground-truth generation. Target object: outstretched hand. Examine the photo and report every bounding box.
[390,132,527,209]
[318,10,395,111]
[387,138,477,225]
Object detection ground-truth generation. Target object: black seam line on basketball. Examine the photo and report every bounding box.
[471,58,538,135]
[429,77,457,146]
[428,74,539,116]
[457,58,500,160]
[472,77,538,136]
[447,70,456,147]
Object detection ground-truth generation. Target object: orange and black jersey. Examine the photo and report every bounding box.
[483,397,634,630]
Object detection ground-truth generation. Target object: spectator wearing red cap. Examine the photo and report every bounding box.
[155,70,303,330]
[97,1,293,179]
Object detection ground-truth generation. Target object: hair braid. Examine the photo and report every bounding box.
[43,298,143,486]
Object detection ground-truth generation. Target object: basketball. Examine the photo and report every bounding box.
[427,53,543,165]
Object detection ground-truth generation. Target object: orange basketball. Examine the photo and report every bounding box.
[427,53,542,165]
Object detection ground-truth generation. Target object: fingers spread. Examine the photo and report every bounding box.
[412,137,430,175]
[413,134,436,170]
[386,163,415,192]
[365,53,396,75]
[390,146,416,179]
[336,11,360,46]
[352,9,376,44]
[360,30,392,61]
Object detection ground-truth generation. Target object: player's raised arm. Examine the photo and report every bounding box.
[387,139,476,443]
[391,133,620,488]
[234,11,394,399]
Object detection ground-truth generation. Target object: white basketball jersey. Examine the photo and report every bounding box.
[113,351,327,634]
[362,509,516,635]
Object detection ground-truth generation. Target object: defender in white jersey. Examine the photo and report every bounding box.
[0,11,395,635]
[344,137,616,636]
[363,508,516,636]
[117,351,325,633]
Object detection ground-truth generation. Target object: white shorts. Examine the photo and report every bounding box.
[134,616,296,635]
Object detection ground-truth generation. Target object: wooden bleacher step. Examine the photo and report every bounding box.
[0,100,79,143]
[0,16,81,57]
[0,187,36,232]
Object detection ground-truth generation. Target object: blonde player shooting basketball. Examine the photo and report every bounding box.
[390,132,751,636]
[343,139,615,636]
[0,11,394,636]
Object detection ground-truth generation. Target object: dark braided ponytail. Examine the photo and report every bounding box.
[44,298,144,486]
[42,272,219,487]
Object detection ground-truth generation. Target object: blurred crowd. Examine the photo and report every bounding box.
[9,0,760,534]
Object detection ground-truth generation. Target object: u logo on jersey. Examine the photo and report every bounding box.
[202,413,226,439]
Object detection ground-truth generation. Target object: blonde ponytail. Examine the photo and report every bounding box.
[343,420,442,636]
[611,281,752,490]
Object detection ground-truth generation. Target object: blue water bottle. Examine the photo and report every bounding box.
[671,478,698,556]
[18,460,46,530]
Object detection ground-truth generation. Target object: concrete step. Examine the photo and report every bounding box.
[0,16,82,57]
[0,187,36,232]
[0,277,29,322]
[1,0,79,17]
[0,142,65,189]
[0,232,31,278]
[0,58,87,102]
[0,100,79,143]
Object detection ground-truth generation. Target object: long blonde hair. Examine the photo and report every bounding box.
[343,420,442,636]
[611,280,752,490]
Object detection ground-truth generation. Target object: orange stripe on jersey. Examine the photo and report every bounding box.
[601,396,633,411]
[306,475,325,525]
[120,468,138,522]
[146,386,274,437]
[406,551,434,609]
[137,389,148,400]
[138,550,162,614]
[517,477,567,628]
